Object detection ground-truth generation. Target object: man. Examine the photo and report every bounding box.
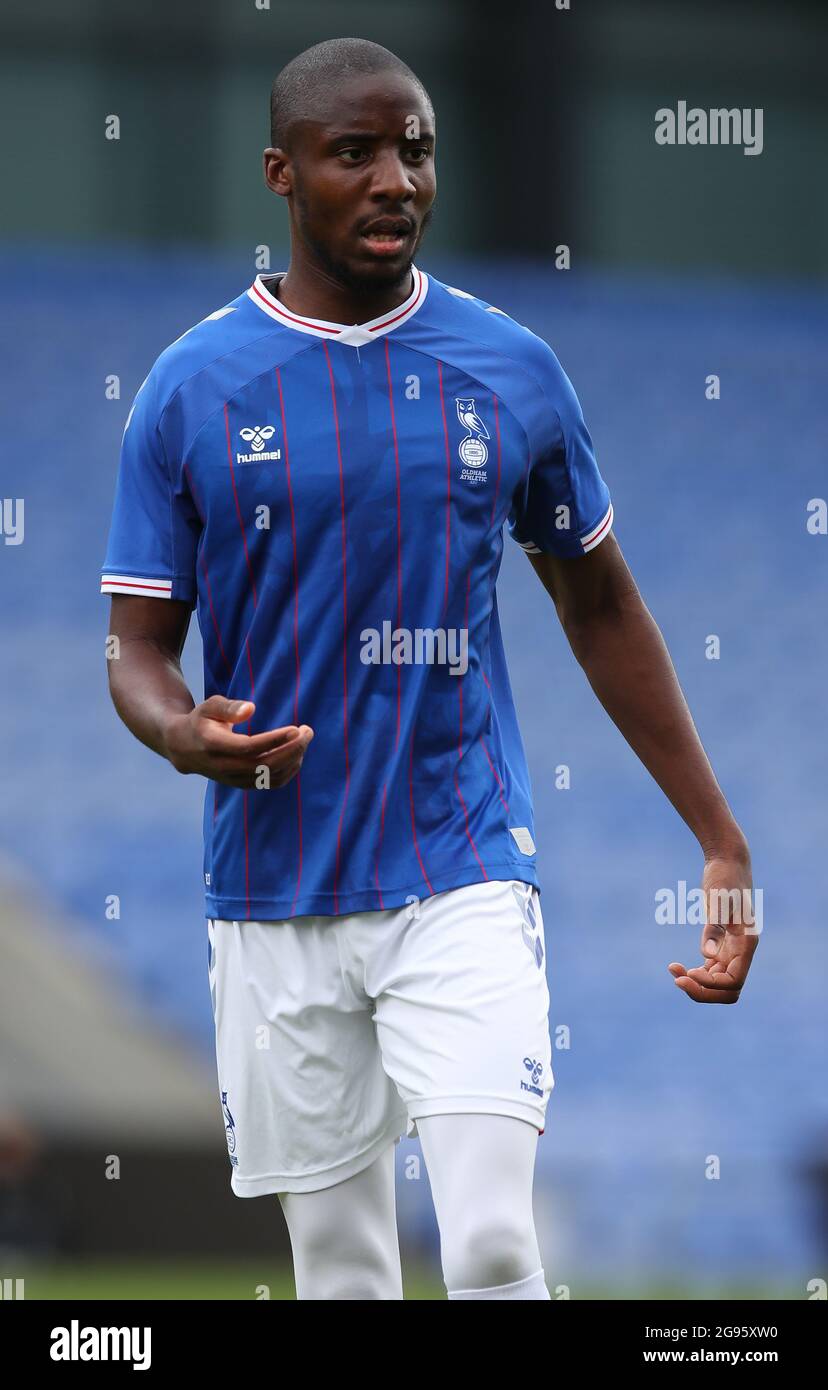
[101,37,756,1301]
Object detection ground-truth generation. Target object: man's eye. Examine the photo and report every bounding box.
[338,148,366,162]
[407,147,430,162]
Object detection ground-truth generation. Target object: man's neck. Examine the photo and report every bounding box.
[271,260,414,326]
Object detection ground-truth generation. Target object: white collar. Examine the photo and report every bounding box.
[246,266,429,348]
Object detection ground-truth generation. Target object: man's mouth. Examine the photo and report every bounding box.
[358,218,415,257]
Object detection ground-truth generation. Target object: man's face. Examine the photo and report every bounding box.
[267,72,436,293]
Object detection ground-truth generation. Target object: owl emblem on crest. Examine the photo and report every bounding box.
[455,398,489,470]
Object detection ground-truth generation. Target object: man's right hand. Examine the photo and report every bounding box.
[163,697,314,789]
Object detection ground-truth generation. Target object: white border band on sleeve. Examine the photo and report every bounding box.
[101,575,173,598]
[581,501,613,553]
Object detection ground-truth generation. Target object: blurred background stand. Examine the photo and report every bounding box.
[0,873,291,1258]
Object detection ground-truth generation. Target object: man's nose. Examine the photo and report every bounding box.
[369,150,416,202]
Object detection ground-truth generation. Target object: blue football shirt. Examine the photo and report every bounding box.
[101,268,613,920]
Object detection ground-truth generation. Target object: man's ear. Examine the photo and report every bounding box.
[263,147,292,198]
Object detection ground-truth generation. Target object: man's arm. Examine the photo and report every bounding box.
[106,595,313,788]
[526,534,757,1002]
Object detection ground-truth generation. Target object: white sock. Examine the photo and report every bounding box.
[448,1267,551,1301]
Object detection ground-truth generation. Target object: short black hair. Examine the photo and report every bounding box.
[270,37,432,149]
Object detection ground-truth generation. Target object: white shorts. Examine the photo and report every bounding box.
[207,877,553,1196]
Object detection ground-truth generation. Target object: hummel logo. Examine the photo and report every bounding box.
[524,1057,543,1086]
[237,425,281,465]
[521,1056,544,1097]
[240,426,275,452]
